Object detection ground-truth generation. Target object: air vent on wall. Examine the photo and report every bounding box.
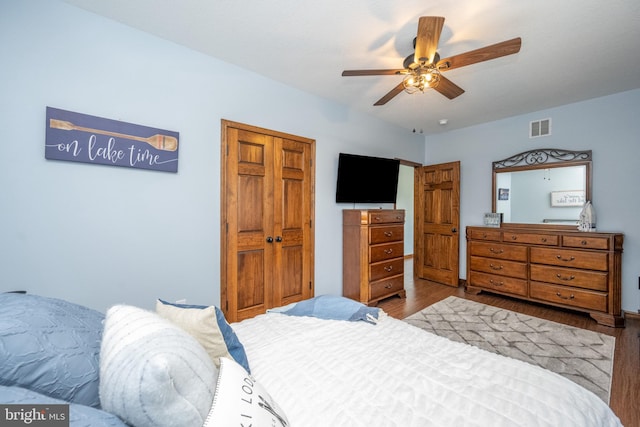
[530,118,551,138]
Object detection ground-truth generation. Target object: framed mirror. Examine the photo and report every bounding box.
[492,148,592,227]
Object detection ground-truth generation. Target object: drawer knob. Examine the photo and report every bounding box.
[489,264,503,271]
[556,255,575,262]
[511,235,517,240]
[556,274,575,281]
[385,284,393,289]
[489,247,504,254]
[541,237,547,242]
[384,231,393,237]
[489,279,504,286]
[555,292,575,300]
[384,266,394,272]
[384,248,394,254]
[581,240,588,245]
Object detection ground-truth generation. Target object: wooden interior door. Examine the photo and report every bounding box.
[273,137,315,308]
[414,161,460,286]
[221,120,315,322]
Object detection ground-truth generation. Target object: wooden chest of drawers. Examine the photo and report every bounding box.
[466,226,624,327]
[343,209,406,306]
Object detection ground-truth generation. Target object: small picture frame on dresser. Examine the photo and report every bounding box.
[483,212,503,227]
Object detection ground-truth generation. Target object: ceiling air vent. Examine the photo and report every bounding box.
[530,118,551,138]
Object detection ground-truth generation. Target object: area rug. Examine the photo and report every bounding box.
[404,296,615,403]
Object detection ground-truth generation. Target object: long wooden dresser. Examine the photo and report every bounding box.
[466,225,624,327]
[343,209,406,306]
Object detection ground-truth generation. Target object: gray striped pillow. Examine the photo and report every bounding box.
[99,305,217,427]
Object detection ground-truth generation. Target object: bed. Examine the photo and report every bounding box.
[230,299,622,427]
[0,293,622,427]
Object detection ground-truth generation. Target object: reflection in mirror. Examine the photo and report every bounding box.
[492,149,592,226]
[496,166,586,223]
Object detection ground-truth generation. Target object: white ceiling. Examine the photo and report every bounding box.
[62,0,640,134]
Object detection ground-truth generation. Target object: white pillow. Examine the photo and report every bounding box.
[155,299,233,368]
[203,357,289,427]
[99,305,217,427]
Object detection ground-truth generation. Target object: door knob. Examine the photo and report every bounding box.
[275,236,283,242]
[451,227,457,233]
[266,236,274,243]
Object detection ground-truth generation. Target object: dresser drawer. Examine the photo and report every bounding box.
[562,235,610,250]
[530,264,608,291]
[368,210,405,224]
[468,271,527,296]
[369,275,404,301]
[530,247,608,271]
[469,241,527,261]
[470,256,527,279]
[468,228,502,241]
[369,257,404,281]
[502,232,558,246]
[530,281,607,312]
[370,242,404,263]
[369,225,404,244]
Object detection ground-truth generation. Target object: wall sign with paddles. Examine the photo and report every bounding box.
[45,106,179,173]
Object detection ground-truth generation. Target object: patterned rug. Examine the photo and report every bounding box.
[404,296,615,403]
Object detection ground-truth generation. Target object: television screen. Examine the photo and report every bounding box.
[335,153,400,203]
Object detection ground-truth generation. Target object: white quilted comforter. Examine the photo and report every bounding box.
[233,311,622,427]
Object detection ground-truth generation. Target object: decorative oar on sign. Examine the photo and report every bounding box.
[49,119,178,152]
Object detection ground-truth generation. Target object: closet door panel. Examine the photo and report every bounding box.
[273,138,314,307]
[223,127,274,322]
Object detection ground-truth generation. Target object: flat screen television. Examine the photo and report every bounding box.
[335,153,400,203]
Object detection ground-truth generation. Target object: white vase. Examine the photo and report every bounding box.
[578,201,596,231]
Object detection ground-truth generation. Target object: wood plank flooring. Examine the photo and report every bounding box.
[378,260,639,427]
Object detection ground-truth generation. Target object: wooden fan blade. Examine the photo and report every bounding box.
[342,69,406,76]
[374,82,405,106]
[414,16,445,64]
[433,75,465,99]
[437,37,522,71]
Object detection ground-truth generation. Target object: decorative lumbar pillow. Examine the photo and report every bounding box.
[156,299,251,372]
[99,305,217,427]
[203,357,289,427]
[0,293,104,408]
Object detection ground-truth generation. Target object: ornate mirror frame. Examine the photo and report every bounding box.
[492,148,592,229]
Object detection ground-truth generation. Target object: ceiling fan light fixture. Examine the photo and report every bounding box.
[402,67,440,94]
[341,17,521,105]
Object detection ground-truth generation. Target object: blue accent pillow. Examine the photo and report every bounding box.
[0,293,104,408]
[156,299,250,373]
[277,295,380,324]
[0,385,128,427]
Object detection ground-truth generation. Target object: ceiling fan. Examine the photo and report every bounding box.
[342,16,521,105]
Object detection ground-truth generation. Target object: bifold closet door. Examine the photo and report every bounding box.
[221,120,315,322]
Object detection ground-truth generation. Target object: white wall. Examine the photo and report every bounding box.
[396,165,415,256]
[0,0,424,312]
[425,89,640,313]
